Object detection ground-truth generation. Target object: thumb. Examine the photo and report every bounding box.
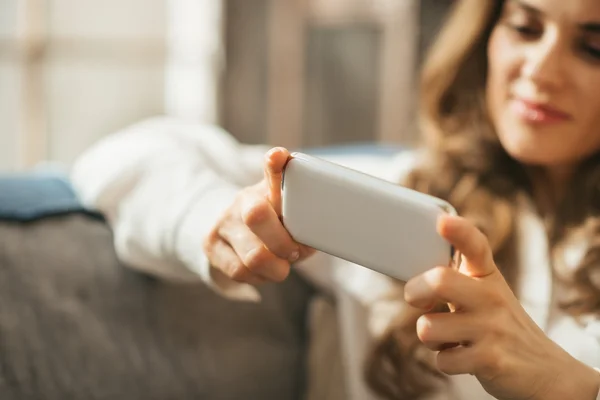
[437,215,499,279]
[263,147,291,216]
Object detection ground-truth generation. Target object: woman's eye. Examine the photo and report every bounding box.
[581,43,600,60]
[579,36,600,60]
[507,22,542,38]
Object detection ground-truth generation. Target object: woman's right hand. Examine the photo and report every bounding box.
[202,147,315,285]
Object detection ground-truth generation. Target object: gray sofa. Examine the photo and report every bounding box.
[0,181,315,399]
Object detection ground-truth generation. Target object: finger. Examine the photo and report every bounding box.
[436,343,479,376]
[218,224,291,282]
[297,244,317,261]
[241,191,301,262]
[263,147,291,216]
[437,215,497,278]
[204,236,266,286]
[404,266,484,311]
[416,312,478,351]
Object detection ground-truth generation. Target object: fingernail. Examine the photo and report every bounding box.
[289,250,300,263]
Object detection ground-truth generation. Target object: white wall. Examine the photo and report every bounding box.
[0,0,223,171]
[0,0,20,171]
[45,0,167,166]
[165,0,223,124]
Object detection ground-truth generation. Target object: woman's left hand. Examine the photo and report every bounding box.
[404,215,600,400]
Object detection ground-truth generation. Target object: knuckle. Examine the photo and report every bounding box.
[244,248,291,282]
[243,246,274,272]
[476,347,505,381]
[202,229,219,252]
[427,266,452,293]
[241,197,272,227]
[229,264,247,282]
[201,236,212,255]
[487,309,510,339]
[229,262,249,282]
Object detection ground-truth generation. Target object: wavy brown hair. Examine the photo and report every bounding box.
[364,0,600,398]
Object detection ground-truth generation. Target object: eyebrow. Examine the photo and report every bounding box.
[510,0,600,34]
[509,0,543,16]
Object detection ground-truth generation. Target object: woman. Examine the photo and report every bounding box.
[71,0,600,398]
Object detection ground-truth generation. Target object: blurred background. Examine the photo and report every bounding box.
[0,0,452,172]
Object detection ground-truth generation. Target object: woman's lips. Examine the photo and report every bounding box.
[511,98,573,124]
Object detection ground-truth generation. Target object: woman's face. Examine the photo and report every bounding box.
[486,0,600,171]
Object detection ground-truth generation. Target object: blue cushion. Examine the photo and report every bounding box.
[0,172,101,221]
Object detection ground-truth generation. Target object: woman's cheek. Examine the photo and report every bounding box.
[486,29,518,122]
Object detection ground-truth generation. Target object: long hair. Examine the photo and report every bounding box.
[364,0,600,398]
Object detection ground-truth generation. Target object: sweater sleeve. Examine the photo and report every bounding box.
[71,117,269,301]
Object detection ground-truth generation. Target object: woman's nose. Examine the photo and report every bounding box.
[521,32,566,90]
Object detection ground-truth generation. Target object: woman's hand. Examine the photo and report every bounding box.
[404,215,600,400]
[202,147,314,285]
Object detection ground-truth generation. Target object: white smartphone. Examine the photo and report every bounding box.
[281,152,459,282]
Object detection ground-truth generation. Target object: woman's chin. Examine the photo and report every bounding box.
[497,125,572,166]
[496,118,587,167]
[502,141,584,169]
[500,139,564,167]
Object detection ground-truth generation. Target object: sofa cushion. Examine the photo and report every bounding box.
[0,215,314,400]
